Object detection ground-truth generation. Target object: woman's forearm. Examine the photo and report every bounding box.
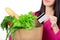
[52,24,59,34]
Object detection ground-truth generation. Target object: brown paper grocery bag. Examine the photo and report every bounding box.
[14,27,43,40]
[5,7,43,40]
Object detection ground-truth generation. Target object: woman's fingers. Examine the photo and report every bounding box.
[49,15,57,27]
[49,15,57,23]
[5,7,19,19]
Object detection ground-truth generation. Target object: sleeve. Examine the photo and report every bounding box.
[9,35,12,40]
[32,12,39,17]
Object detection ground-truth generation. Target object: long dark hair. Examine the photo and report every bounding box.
[37,0,60,27]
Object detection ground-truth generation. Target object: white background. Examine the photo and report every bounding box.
[0,0,42,40]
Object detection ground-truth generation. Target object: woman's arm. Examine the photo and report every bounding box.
[49,15,60,34]
[52,23,59,34]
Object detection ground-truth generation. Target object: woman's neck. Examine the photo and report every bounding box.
[45,6,54,16]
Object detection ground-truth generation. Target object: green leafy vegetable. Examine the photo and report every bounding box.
[1,16,14,30]
[1,11,37,40]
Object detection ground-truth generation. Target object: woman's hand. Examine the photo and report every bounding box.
[49,15,57,27]
[48,15,59,34]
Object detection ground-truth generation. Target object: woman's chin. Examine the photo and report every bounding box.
[44,4,53,7]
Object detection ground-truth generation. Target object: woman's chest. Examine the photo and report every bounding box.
[43,20,60,40]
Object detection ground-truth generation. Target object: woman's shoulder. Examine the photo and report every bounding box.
[33,12,39,17]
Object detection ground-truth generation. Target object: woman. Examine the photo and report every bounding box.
[34,0,60,40]
[5,0,60,40]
